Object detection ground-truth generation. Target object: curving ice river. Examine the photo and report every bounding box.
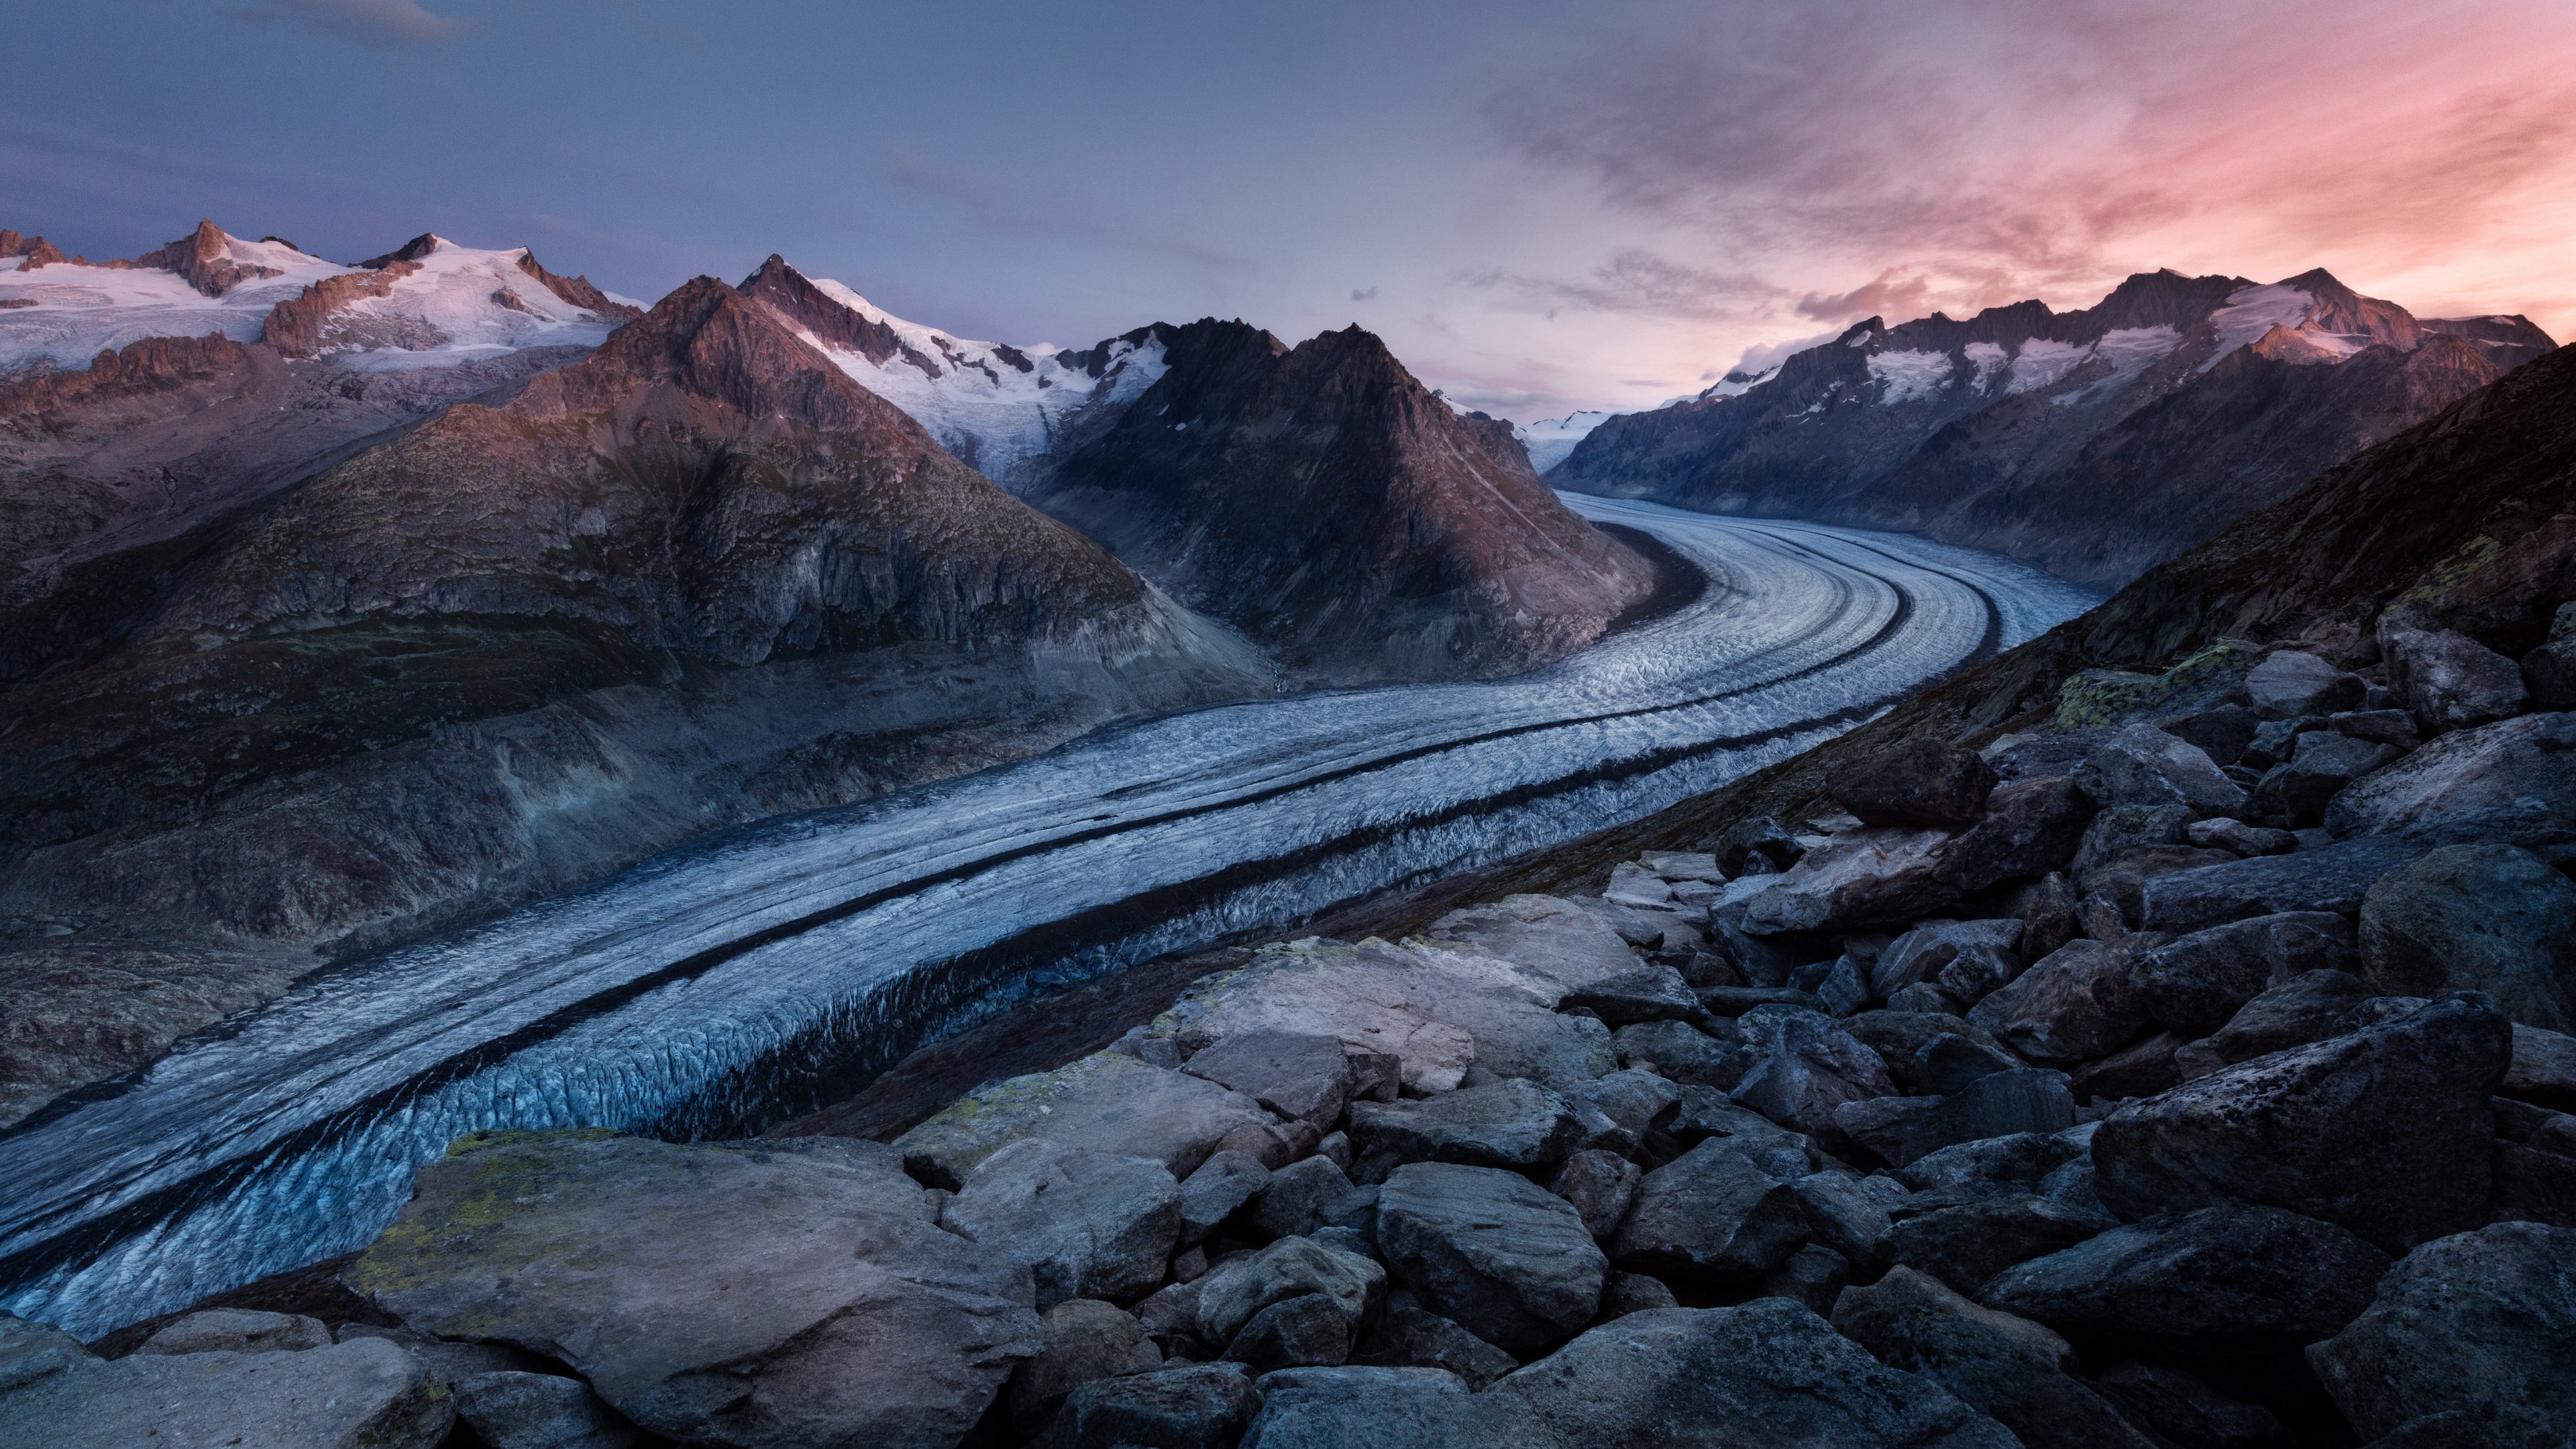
[0,498,2096,1336]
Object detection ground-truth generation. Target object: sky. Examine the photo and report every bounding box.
[6,0,2575,422]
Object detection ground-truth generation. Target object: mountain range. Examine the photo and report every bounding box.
[1550,268,2557,586]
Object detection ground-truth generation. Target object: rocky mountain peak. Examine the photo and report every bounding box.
[2082,269,2249,335]
[124,219,286,297]
[738,254,918,371]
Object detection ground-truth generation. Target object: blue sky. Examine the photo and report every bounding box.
[8,0,2573,419]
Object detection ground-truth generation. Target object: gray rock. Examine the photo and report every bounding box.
[2131,912,2356,1036]
[1175,1149,1271,1246]
[1897,1131,2090,1196]
[1980,1205,2389,1352]
[1612,1018,1748,1088]
[2246,650,2363,719]
[1833,1069,2076,1168]
[1560,965,1703,1026]
[2068,1032,2182,1103]
[2267,731,2405,828]
[1376,1163,1605,1355]
[2243,714,2324,769]
[1883,1195,2112,1295]
[2138,836,2430,934]
[1872,920,2025,1002]
[1049,1361,1257,1449]
[2324,712,2576,849]
[1698,983,1829,1015]
[1664,1087,1820,1179]
[1237,1366,1473,1449]
[1132,1280,1203,1354]
[2505,1022,2576,1111]
[1816,954,1874,1016]
[1740,825,1962,934]
[2020,871,2084,962]
[1760,1242,1851,1314]
[897,1051,1273,1188]
[1639,849,1725,883]
[1713,816,1807,875]
[1214,1119,1319,1171]
[2080,845,2243,923]
[454,1371,641,1449]
[1599,1268,1681,1317]
[2185,816,2300,856]
[2078,724,2249,819]
[0,1312,89,1393]
[136,1307,333,1356]
[1834,737,1999,826]
[1729,1005,1896,1141]
[1194,1235,1383,1350]
[2306,1222,2576,1442]
[1604,861,1676,908]
[1835,1267,2160,1449]
[1352,1307,1517,1389]
[1794,1170,1898,1275]
[2094,1360,2292,1449]
[2383,625,2528,734]
[2361,843,2576,1032]
[1245,1154,1373,1240]
[1346,1077,1583,1171]
[1840,1010,2008,1093]
[1550,1148,1642,1240]
[2170,968,2375,1079]
[1183,1030,1360,1128]
[1562,1068,1682,1157]
[2326,707,2422,749]
[347,1132,1040,1449]
[332,1323,548,1386]
[0,1337,453,1449]
[1473,1301,2023,1448]
[944,1140,1183,1309]
[2092,995,2511,1250]
[2072,804,2194,884]
[2154,702,2263,765]
[1968,938,2153,1064]
[1225,1294,1353,1371]
[1612,1137,1809,1283]
[1916,1032,2023,1095]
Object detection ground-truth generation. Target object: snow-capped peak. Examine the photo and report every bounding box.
[1514,411,1613,472]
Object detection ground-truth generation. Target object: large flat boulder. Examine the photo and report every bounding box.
[0,1335,453,1449]
[2324,711,2576,847]
[2129,912,2355,1036]
[1148,935,1618,1093]
[1832,1069,2076,1169]
[1346,1077,1583,1171]
[1966,938,2151,1065]
[895,1051,1271,1189]
[2137,837,2430,934]
[1375,1163,1605,1356]
[2090,995,2510,1250]
[2307,1222,2576,1442]
[1413,894,1644,994]
[2383,625,2529,733]
[940,1140,1181,1309]
[345,1132,1042,1449]
[2359,843,2576,1032]
[2076,723,2249,819]
[1978,1205,2389,1352]
[1740,826,1958,934]
[1611,1137,1809,1283]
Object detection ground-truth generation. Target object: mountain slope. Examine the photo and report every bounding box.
[0,277,1267,1125]
[1025,318,1660,682]
[1554,269,2551,586]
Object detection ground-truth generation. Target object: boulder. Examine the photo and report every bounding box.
[1611,1019,1748,1088]
[2077,724,2249,819]
[2360,844,2576,1032]
[2383,625,2529,734]
[1226,1295,1353,1371]
[345,1132,1042,1449]
[1794,1170,1898,1275]
[2526,635,2576,709]
[1980,1205,2389,1353]
[1712,816,1805,875]
[2186,816,2300,857]
[136,1308,333,1356]
[2324,712,2576,849]
[1235,1366,1474,1449]
[1559,965,1702,1026]
[2068,1032,2182,1103]
[2267,732,2406,828]
[1930,775,2098,897]
[2169,968,2375,1079]
[2154,702,2263,765]
[1915,1032,2023,1095]
[2020,871,2084,962]
[1872,920,2025,1002]
[1882,1196,2112,1295]
[1048,1362,1258,1449]
[896,1052,1272,1188]
[2246,650,2364,719]
[1548,1149,1640,1240]
[2243,715,2324,769]
[1193,1236,1385,1350]
[2092,995,2512,1250]
[1175,1150,1271,1246]
[2306,1222,2576,1442]
[1474,1301,2024,1447]
[1245,1155,1373,1240]
[1698,983,1828,1016]
[1183,1030,1359,1128]
[452,1371,639,1449]
[1005,1300,1161,1436]
[1759,1242,1852,1313]
[2131,912,2356,1036]
[1740,826,1959,933]
[2326,707,2422,749]
[1375,1163,1605,1355]
[1599,1268,1681,1317]
[2504,1023,2576,1111]
[2078,846,2241,923]
[1834,1267,2160,1449]
[1346,1077,1582,1171]
[1839,1010,2009,1093]
[2072,804,2193,885]
[1728,1006,1896,1140]
[1561,1067,1682,1154]
[0,1336,453,1449]
[1131,1281,1203,1355]
[2094,1360,2293,1449]
[1832,1069,2076,1168]
[1352,1307,1517,1389]
[1638,849,1725,883]
[1896,1132,2089,1197]
[1663,1087,1820,1179]
[1968,939,2153,1064]
[1834,738,1999,825]
[2137,837,2430,934]
[943,1140,1183,1309]
[1603,861,1676,908]
[1612,1138,1810,1283]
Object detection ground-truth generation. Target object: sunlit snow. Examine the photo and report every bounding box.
[0,239,345,372]
[1516,411,1611,471]
[1866,348,1955,405]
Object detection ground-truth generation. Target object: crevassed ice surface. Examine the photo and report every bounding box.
[0,498,2098,1336]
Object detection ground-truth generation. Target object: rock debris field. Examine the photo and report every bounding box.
[5,618,2575,1447]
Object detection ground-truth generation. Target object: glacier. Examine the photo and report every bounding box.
[0,498,2096,1336]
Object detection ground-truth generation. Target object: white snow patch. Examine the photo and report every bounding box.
[321,236,621,368]
[1964,341,2008,390]
[1515,411,1611,472]
[0,237,345,372]
[788,276,1169,488]
[2004,337,2089,394]
[1866,348,1954,405]
[2201,283,2315,370]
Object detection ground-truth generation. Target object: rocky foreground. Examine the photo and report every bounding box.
[7,604,2575,1446]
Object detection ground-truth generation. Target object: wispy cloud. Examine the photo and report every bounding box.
[1466,248,1784,321]
[233,0,468,48]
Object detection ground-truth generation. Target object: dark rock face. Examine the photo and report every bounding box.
[1049,1362,1257,1449]
[1611,1138,1810,1283]
[2131,912,2355,1036]
[1834,739,1998,826]
[2324,711,2576,848]
[1374,1163,1605,1356]
[1979,1205,2390,1352]
[2136,837,2429,934]
[2359,844,2576,1031]
[1882,1197,2113,1297]
[2383,625,2528,734]
[1027,318,1656,684]
[1833,1069,2076,1168]
[1552,269,2529,588]
[1352,1307,1517,1389]
[2094,1360,2293,1449]
[1347,1078,1584,1171]
[1968,939,2153,1064]
[2170,969,2375,1080]
[2306,1222,2576,1443]
[1834,1267,2160,1449]
[2090,995,2511,1250]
